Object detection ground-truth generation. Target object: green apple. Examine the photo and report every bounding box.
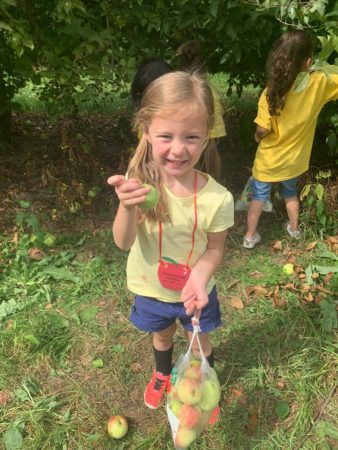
[198,379,220,411]
[139,184,158,210]
[283,263,294,276]
[175,426,197,448]
[170,399,183,417]
[107,415,128,439]
[184,365,201,380]
[43,233,56,247]
[176,377,202,405]
[87,186,102,198]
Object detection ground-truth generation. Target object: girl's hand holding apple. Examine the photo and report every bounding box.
[107,175,156,209]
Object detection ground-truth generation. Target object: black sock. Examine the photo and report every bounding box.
[153,345,174,376]
[207,350,214,368]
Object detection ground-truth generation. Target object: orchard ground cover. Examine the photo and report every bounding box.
[0,79,337,450]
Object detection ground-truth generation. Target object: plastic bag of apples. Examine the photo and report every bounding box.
[166,318,221,449]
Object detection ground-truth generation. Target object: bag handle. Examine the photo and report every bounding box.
[186,315,207,365]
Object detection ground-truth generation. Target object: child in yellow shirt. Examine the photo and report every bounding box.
[243,30,338,249]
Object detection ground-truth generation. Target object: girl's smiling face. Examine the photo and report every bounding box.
[145,108,209,181]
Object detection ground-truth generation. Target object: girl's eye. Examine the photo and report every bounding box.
[158,135,171,140]
[187,135,200,141]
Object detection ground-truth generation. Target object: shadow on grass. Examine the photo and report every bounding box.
[213,302,324,449]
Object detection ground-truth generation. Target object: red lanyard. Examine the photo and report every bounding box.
[158,171,198,267]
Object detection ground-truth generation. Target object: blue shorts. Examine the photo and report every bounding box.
[251,177,298,202]
[129,286,221,333]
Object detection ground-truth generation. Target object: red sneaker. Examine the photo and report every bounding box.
[144,370,171,409]
[208,405,220,425]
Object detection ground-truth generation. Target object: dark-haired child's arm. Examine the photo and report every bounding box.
[182,230,228,316]
[254,125,270,143]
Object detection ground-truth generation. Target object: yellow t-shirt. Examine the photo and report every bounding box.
[253,71,338,182]
[126,174,234,302]
[210,87,227,138]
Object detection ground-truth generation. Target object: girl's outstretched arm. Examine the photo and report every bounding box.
[182,230,228,316]
[107,175,151,251]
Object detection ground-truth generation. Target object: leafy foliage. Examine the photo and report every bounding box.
[1,0,337,122]
[300,170,337,236]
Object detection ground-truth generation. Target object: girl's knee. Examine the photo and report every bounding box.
[154,323,176,342]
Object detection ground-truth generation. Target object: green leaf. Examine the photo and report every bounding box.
[305,265,314,285]
[293,72,309,92]
[318,250,338,261]
[49,312,69,329]
[326,133,336,150]
[315,184,324,200]
[0,21,13,31]
[315,421,338,439]
[27,214,39,230]
[92,358,104,368]
[23,334,39,345]
[41,267,78,282]
[19,200,31,209]
[313,265,338,274]
[112,343,123,353]
[4,427,23,450]
[210,0,219,18]
[275,400,290,419]
[300,184,311,200]
[14,388,29,402]
[0,299,20,320]
[319,299,338,333]
[79,306,98,323]
[162,256,177,264]
[316,199,325,217]
[22,38,34,50]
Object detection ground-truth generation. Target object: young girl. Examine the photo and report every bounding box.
[108,72,234,417]
[243,30,338,249]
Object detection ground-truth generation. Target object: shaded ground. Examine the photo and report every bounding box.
[0,111,256,237]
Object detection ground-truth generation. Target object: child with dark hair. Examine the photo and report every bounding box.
[131,58,173,110]
[243,30,338,249]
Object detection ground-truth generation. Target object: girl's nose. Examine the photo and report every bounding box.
[171,139,186,155]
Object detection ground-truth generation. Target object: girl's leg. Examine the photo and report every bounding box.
[152,323,176,375]
[285,196,299,231]
[246,199,265,238]
[153,323,176,351]
[144,323,176,409]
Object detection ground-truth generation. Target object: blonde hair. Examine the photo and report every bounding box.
[128,71,216,222]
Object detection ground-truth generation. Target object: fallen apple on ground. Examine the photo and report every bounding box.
[107,415,128,439]
[139,184,158,209]
[283,263,294,276]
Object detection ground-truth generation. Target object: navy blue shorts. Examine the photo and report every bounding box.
[129,286,221,333]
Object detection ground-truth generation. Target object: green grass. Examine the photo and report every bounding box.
[1,219,337,450]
